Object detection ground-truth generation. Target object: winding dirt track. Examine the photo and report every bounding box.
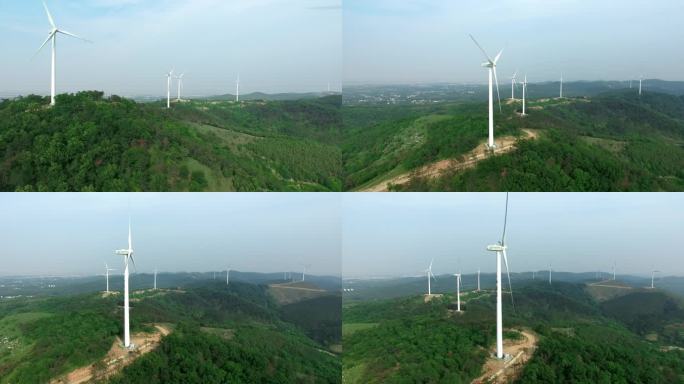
[51,325,171,384]
[362,129,539,192]
[472,329,539,384]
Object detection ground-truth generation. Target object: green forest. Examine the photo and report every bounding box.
[0,281,340,383]
[0,92,342,192]
[342,91,684,191]
[342,282,684,383]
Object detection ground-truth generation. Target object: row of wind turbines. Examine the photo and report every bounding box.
[469,34,647,152]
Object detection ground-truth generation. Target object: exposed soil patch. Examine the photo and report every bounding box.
[363,129,539,192]
[472,329,538,384]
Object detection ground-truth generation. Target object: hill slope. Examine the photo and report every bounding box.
[0,92,341,191]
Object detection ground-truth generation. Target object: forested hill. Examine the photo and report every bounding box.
[0,92,341,192]
[0,281,341,383]
[342,282,684,384]
[341,90,684,191]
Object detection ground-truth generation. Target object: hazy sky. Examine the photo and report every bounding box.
[0,0,341,97]
[342,193,684,278]
[0,193,341,277]
[344,0,684,85]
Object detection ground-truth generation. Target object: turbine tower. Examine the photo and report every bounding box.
[166,69,174,109]
[559,73,564,98]
[521,75,528,117]
[153,268,157,290]
[425,259,436,295]
[613,262,616,281]
[510,70,518,100]
[477,268,481,291]
[176,73,185,102]
[226,268,231,285]
[302,264,311,282]
[470,34,502,150]
[36,1,91,106]
[454,273,462,312]
[639,76,643,96]
[548,265,552,285]
[651,270,659,289]
[485,193,514,360]
[114,219,136,349]
[235,74,240,102]
[105,263,115,293]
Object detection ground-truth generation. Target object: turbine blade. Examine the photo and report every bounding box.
[493,49,503,65]
[58,30,92,43]
[468,34,492,62]
[502,249,515,310]
[128,219,132,251]
[493,67,502,113]
[43,1,56,29]
[33,33,54,59]
[501,192,509,245]
[429,258,433,270]
[130,254,137,273]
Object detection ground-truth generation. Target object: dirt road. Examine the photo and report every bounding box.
[362,129,539,192]
[51,324,171,384]
[472,329,539,384]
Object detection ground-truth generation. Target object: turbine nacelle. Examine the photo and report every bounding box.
[487,244,506,252]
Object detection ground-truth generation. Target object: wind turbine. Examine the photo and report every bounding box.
[302,264,311,282]
[510,70,518,100]
[559,73,564,98]
[485,193,514,360]
[235,74,240,102]
[114,219,136,349]
[651,270,659,289]
[175,73,185,102]
[469,34,503,150]
[105,263,116,293]
[36,1,91,106]
[521,75,528,117]
[425,259,436,295]
[166,69,174,109]
[548,265,552,285]
[454,273,462,312]
[613,262,616,281]
[153,268,157,290]
[477,268,481,291]
[532,270,536,280]
[639,75,644,96]
[226,268,231,285]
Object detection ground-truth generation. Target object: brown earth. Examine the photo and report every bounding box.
[50,324,171,384]
[362,129,539,192]
[472,329,539,384]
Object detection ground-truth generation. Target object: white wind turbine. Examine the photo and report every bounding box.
[302,264,311,282]
[470,34,503,150]
[510,70,518,100]
[166,69,174,109]
[650,270,659,289]
[424,259,437,295]
[486,192,514,359]
[454,273,463,312]
[477,268,481,291]
[114,219,136,349]
[613,261,616,281]
[36,1,91,106]
[175,73,185,102]
[559,73,564,98]
[226,268,231,285]
[521,75,528,117]
[235,74,240,102]
[105,263,116,293]
[548,264,552,285]
[639,75,644,96]
[153,268,157,290]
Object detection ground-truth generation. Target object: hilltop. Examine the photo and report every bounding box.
[343,90,684,191]
[343,281,684,383]
[0,92,342,192]
[0,279,341,383]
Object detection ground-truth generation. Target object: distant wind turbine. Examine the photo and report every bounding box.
[425,259,436,295]
[166,69,174,109]
[639,75,644,96]
[477,268,481,291]
[302,264,311,282]
[454,273,462,312]
[469,34,503,150]
[235,74,240,102]
[521,75,528,117]
[114,218,136,349]
[105,263,116,293]
[226,268,231,285]
[548,264,552,285]
[559,73,564,98]
[154,268,157,290]
[651,270,659,289]
[175,73,185,102]
[613,262,616,281]
[510,70,518,100]
[486,192,514,359]
[36,1,91,106]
